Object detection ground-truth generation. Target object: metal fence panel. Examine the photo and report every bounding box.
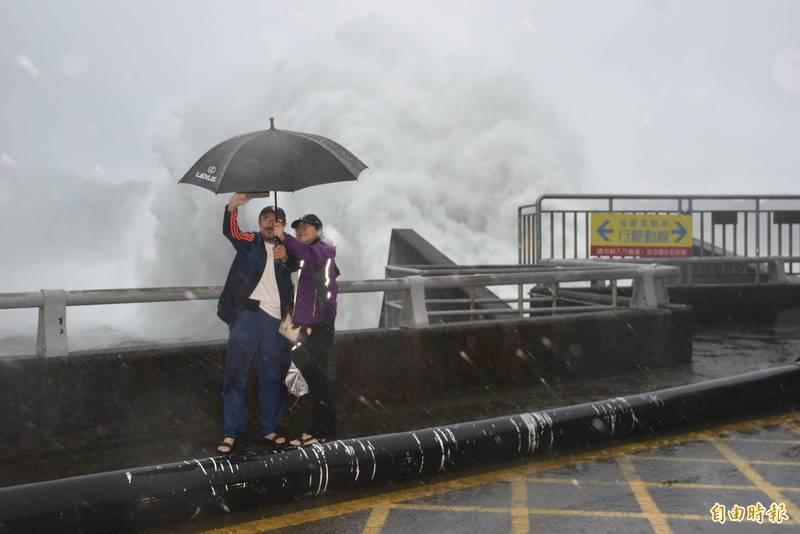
[519,195,800,274]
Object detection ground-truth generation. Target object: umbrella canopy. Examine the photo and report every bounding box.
[178,118,368,195]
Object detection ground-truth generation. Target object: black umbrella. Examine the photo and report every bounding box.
[178,117,367,209]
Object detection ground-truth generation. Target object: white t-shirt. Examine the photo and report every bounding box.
[248,242,282,319]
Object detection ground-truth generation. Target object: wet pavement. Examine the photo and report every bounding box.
[172,410,800,533]
[2,328,800,488]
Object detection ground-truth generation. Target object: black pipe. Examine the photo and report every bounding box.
[2,364,799,532]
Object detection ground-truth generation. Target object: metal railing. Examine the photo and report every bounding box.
[381,262,677,327]
[543,256,800,286]
[519,195,800,274]
[1,263,679,357]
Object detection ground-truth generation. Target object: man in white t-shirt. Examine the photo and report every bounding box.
[216,193,297,454]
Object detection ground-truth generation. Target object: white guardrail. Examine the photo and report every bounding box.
[1,263,679,357]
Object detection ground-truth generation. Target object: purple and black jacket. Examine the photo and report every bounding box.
[281,233,338,325]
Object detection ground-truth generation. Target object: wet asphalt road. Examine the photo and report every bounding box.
[173,411,800,533]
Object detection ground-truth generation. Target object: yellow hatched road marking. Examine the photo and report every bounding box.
[710,437,800,521]
[391,503,799,526]
[394,502,710,521]
[633,454,800,467]
[631,455,728,464]
[394,503,510,514]
[722,437,800,445]
[510,478,529,533]
[617,456,672,534]
[528,476,753,491]
[785,421,800,438]
[361,504,391,534]
[527,476,630,486]
[200,410,800,534]
[528,475,800,502]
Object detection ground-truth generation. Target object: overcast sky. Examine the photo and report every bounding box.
[1,0,799,338]
[2,0,799,186]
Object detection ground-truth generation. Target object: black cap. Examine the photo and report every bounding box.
[291,213,323,229]
[259,206,286,224]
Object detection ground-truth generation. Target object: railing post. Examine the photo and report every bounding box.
[655,275,670,304]
[755,199,761,257]
[768,258,787,283]
[536,206,542,264]
[398,276,429,328]
[630,270,669,309]
[611,279,618,308]
[517,206,523,265]
[36,289,68,357]
[549,282,559,308]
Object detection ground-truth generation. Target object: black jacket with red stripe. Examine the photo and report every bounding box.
[217,207,297,325]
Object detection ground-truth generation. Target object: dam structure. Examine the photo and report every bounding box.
[1,194,799,532]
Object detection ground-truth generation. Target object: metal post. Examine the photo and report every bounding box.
[768,259,788,283]
[529,214,535,264]
[766,213,771,256]
[573,212,578,258]
[36,289,68,357]
[517,284,523,316]
[585,212,590,258]
[398,276,429,328]
[517,207,523,265]
[536,202,543,264]
[755,199,761,256]
[700,211,705,257]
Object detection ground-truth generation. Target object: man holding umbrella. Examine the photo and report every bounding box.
[216,193,296,454]
[178,118,367,452]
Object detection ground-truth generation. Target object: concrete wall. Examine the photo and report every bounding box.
[667,284,800,328]
[0,307,691,457]
[588,283,800,328]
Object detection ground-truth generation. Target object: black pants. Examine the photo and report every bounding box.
[294,317,336,437]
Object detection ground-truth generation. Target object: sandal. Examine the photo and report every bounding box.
[289,433,329,447]
[216,437,236,454]
[259,432,288,448]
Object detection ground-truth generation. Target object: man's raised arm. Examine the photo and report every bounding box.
[223,193,256,251]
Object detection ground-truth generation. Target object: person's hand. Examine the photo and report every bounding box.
[227,193,250,212]
[274,244,288,262]
[274,220,285,240]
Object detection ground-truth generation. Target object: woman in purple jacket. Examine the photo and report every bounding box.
[275,213,338,445]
